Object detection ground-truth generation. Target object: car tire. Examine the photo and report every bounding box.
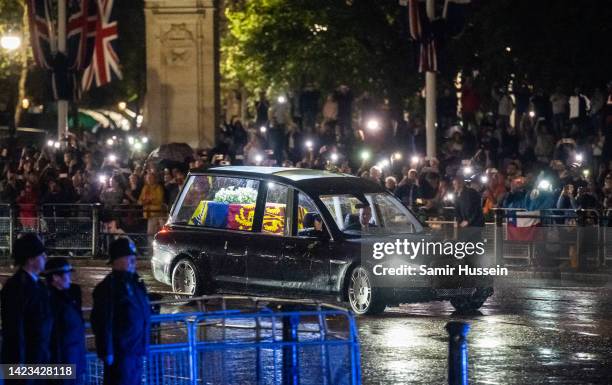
[450,287,492,312]
[346,265,386,315]
[171,258,208,297]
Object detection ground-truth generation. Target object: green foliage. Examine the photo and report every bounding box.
[223,0,612,116]
[222,0,418,112]
[0,0,26,89]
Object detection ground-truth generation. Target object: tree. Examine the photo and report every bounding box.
[223,0,612,122]
[0,0,30,128]
[222,0,419,117]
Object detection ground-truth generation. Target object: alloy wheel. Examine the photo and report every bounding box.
[348,267,372,314]
[172,259,197,296]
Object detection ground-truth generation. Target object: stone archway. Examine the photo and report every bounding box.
[144,0,219,148]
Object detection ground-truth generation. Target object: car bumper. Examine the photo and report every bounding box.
[379,286,493,304]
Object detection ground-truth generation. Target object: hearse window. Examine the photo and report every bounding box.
[261,182,289,236]
[296,192,327,237]
[319,193,421,236]
[173,175,260,232]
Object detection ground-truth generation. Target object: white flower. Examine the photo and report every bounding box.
[214,186,257,204]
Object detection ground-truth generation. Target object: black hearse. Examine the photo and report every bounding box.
[151,166,492,314]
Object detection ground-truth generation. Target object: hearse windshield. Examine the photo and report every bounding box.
[319,192,424,236]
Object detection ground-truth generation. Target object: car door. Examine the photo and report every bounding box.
[169,174,261,292]
[281,191,332,294]
[246,181,289,295]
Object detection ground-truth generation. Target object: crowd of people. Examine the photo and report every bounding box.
[1,79,611,233]
[0,132,185,235]
[217,79,612,219]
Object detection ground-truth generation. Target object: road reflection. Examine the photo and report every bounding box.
[358,282,612,385]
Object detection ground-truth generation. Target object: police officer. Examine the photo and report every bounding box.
[91,237,150,385]
[44,257,86,385]
[1,233,52,383]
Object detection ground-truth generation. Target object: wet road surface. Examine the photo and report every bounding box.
[1,264,611,384]
[360,281,612,385]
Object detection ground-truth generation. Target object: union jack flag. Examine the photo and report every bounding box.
[402,0,471,73]
[406,0,437,73]
[27,0,55,70]
[27,0,97,100]
[82,0,122,91]
[67,0,98,71]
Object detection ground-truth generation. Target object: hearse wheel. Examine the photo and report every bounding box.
[346,266,386,315]
[171,258,203,297]
[450,288,492,312]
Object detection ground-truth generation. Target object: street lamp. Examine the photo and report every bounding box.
[0,34,21,51]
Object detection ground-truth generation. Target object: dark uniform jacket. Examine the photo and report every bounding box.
[1,269,52,366]
[49,284,87,383]
[455,187,485,227]
[90,271,151,360]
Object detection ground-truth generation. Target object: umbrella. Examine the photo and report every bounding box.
[147,143,195,164]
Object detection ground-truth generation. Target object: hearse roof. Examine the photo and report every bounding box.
[189,166,384,193]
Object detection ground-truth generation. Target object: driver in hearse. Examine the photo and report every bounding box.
[344,203,378,231]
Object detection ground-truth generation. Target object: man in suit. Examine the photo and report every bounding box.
[1,233,52,384]
[91,237,151,385]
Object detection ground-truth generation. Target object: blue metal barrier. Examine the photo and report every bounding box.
[85,307,361,385]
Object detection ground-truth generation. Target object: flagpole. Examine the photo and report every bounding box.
[425,0,436,159]
[57,0,68,141]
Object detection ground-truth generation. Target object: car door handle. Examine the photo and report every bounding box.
[284,244,296,250]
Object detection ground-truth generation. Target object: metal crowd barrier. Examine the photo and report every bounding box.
[425,207,611,269]
[0,203,166,258]
[82,296,361,385]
